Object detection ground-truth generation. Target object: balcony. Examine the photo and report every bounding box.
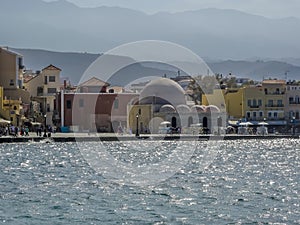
[249,105,260,109]
[289,101,300,105]
[265,91,285,95]
[265,104,284,108]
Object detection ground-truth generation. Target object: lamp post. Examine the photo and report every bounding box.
[291,116,296,135]
[135,113,139,137]
[43,114,47,137]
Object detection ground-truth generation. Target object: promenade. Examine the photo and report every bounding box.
[0,132,298,143]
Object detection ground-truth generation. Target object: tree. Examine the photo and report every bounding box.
[187,75,219,105]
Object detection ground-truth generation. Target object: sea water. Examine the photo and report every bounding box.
[0,139,299,224]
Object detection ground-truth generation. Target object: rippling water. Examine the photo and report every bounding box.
[0,139,299,224]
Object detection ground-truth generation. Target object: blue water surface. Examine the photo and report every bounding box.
[0,139,299,224]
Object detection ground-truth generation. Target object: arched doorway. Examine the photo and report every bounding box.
[172,117,177,128]
[203,117,208,134]
[203,117,208,128]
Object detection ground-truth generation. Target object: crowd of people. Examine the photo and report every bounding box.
[0,125,55,137]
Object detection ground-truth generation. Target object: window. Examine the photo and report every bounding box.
[289,97,294,104]
[49,76,56,82]
[277,100,283,107]
[113,99,119,109]
[9,79,14,86]
[253,99,257,107]
[44,76,48,85]
[66,100,72,109]
[259,112,263,117]
[253,112,257,118]
[258,99,262,106]
[246,112,251,118]
[274,112,278,118]
[247,99,251,107]
[37,87,43,95]
[268,112,272,118]
[268,100,273,107]
[47,88,57,94]
[79,99,84,108]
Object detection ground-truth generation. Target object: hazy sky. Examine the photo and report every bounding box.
[45,0,300,18]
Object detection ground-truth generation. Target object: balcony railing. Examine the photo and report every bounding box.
[265,92,285,95]
[289,101,300,105]
[265,104,284,108]
[249,105,260,108]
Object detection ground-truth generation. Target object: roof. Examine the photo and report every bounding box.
[262,79,286,85]
[139,78,186,106]
[0,47,22,57]
[23,74,36,83]
[79,77,110,87]
[42,64,62,71]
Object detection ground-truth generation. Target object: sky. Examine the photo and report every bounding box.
[44,0,300,18]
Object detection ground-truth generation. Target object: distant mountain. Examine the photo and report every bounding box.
[13,48,300,85]
[13,48,183,85]
[12,48,100,83]
[1,0,300,59]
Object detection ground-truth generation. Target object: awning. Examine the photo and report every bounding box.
[228,120,239,126]
[0,118,11,124]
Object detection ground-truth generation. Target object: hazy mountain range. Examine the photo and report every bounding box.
[1,0,300,60]
[12,48,300,86]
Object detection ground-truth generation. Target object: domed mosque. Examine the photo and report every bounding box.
[127,77,224,134]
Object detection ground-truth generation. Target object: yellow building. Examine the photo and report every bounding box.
[24,64,61,126]
[127,104,152,134]
[203,79,287,125]
[262,80,286,121]
[0,48,30,125]
[0,87,23,126]
[201,88,226,113]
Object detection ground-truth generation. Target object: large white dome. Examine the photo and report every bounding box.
[139,78,186,106]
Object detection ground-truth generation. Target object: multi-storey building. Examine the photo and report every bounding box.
[203,79,287,129]
[0,47,24,90]
[24,64,61,126]
[285,81,300,131]
[262,80,286,122]
[0,47,30,126]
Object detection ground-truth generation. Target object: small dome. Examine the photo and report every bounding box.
[139,78,186,105]
[191,105,206,113]
[176,104,191,113]
[206,105,220,112]
[160,104,176,113]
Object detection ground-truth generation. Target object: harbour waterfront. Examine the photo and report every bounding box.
[0,139,299,224]
[0,132,299,143]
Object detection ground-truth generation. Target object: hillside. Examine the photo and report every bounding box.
[1,0,300,59]
[12,48,300,85]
